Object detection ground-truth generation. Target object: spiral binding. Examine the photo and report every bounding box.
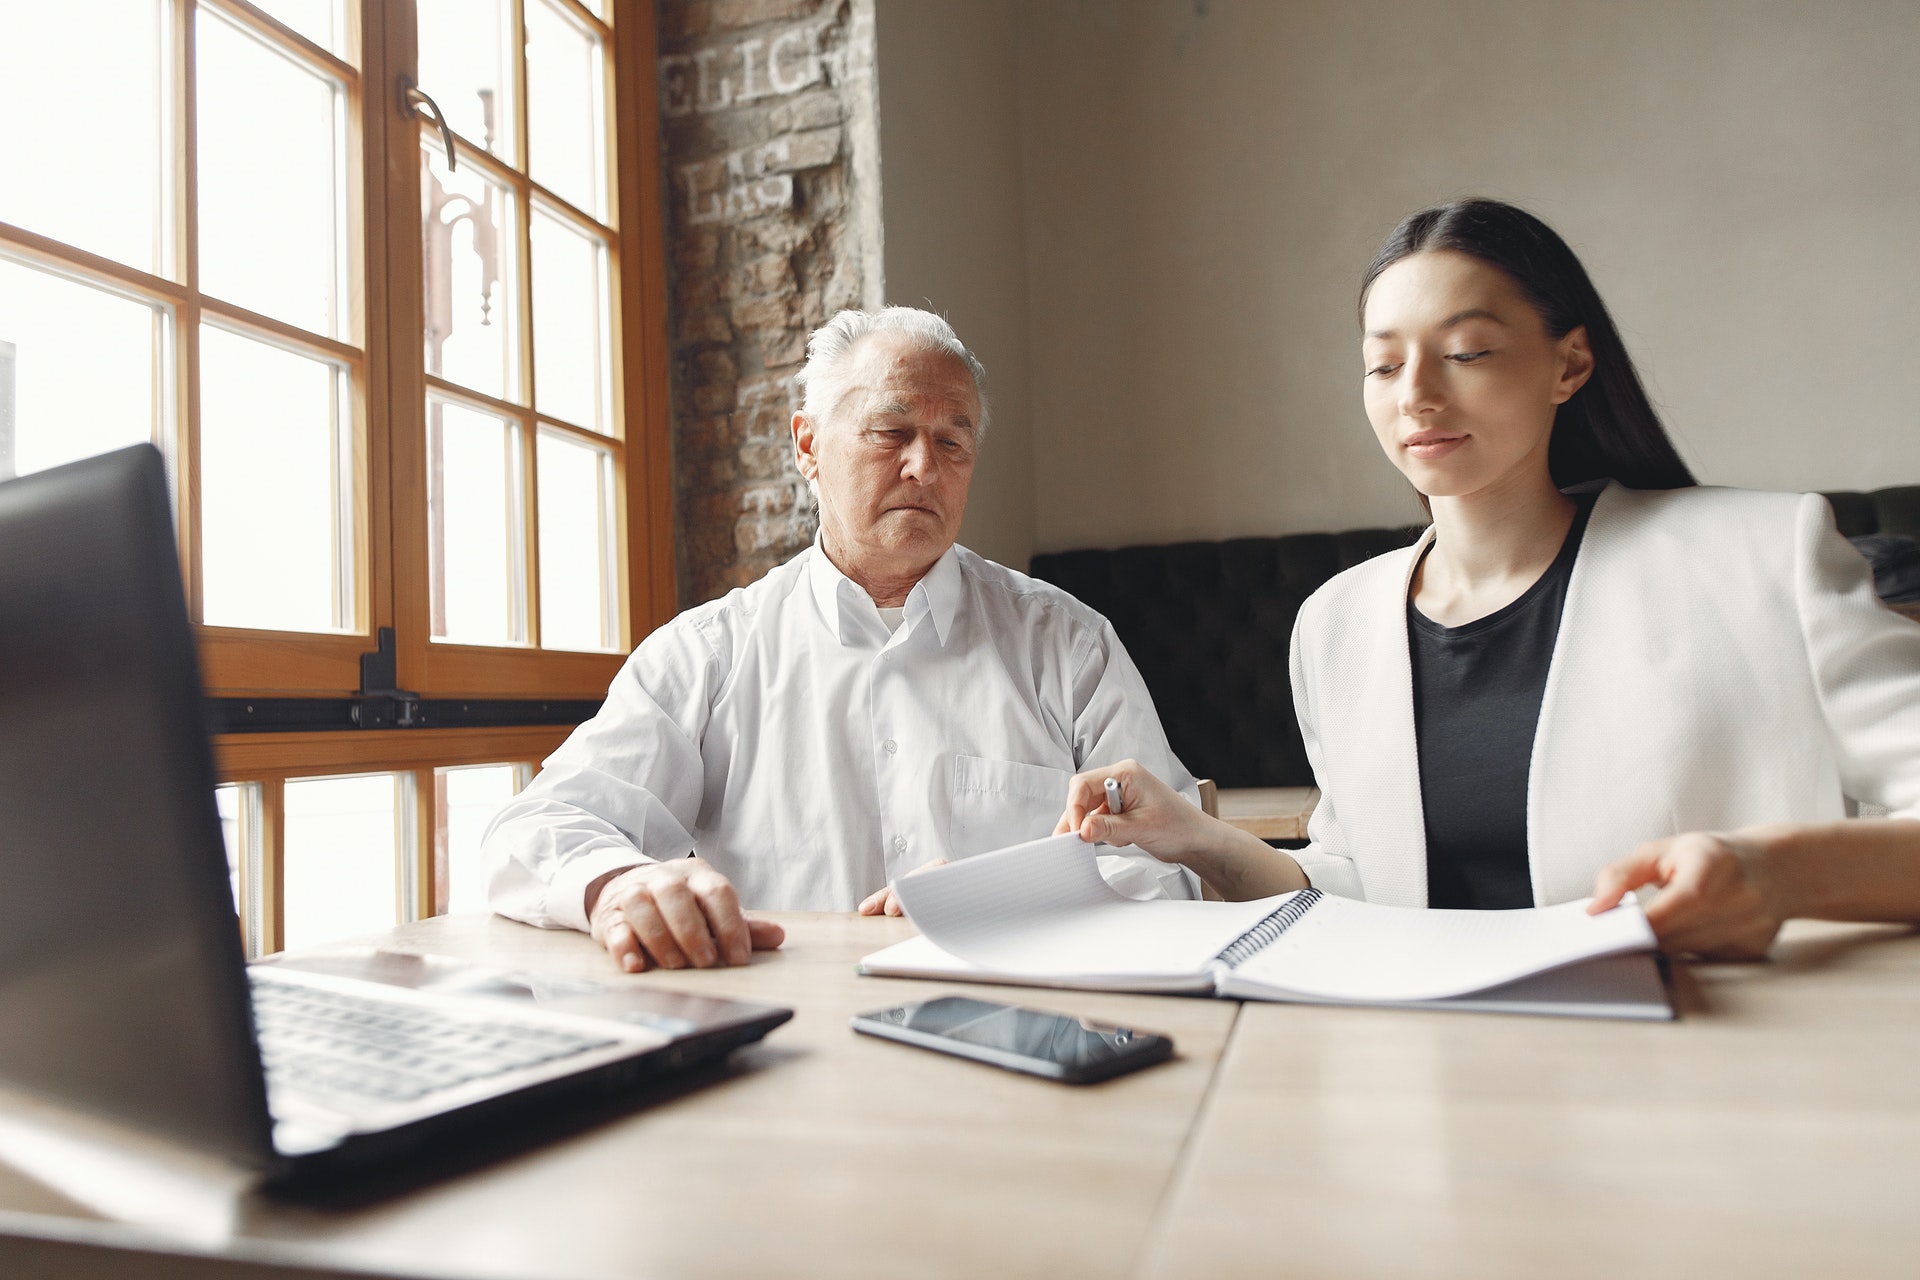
[1213,888,1323,969]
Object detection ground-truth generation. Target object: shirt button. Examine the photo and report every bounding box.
[892,835,907,853]
[883,739,898,754]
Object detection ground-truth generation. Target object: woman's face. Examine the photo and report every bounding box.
[1360,250,1592,502]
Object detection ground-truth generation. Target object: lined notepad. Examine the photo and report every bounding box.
[862,835,1671,1020]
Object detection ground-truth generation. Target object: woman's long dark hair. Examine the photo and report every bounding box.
[1360,199,1696,491]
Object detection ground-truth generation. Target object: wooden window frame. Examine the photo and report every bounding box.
[210,0,671,949]
[187,0,382,695]
[0,0,386,695]
[4,0,674,950]
[0,0,673,700]
[384,0,676,701]
[214,724,573,954]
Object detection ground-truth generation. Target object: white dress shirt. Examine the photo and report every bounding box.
[485,542,1199,930]
[1286,483,1920,905]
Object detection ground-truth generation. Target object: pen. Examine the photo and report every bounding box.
[1104,777,1124,815]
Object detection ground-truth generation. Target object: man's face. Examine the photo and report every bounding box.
[793,333,980,591]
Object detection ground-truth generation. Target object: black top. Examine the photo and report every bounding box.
[1408,493,1597,910]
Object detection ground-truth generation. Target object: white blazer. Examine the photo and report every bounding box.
[1288,483,1920,906]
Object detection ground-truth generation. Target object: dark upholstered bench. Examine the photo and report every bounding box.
[1825,487,1920,542]
[1028,485,1920,791]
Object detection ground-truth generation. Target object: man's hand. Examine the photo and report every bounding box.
[586,859,785,972]
[857,859,949,917]
[1588,830,1790,960]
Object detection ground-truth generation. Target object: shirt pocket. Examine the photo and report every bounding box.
[948,754,1073,859]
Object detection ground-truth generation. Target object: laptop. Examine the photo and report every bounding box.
[0,445,791,1188]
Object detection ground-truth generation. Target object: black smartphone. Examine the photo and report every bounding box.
[850,995,1174,1084]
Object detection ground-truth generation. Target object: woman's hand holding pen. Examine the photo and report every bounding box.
[1054,760,1209,854]
[1054,760,1311,901]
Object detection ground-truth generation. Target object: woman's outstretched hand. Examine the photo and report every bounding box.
[1588,831,1789,960]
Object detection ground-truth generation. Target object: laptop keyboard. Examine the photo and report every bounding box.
[250,973,620,1107]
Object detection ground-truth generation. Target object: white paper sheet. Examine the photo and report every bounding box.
[891,835,1281,979]
[1221,894,1656,1002]
[857,934,1215,994]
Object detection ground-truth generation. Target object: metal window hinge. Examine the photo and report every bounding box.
[355,627,425,728]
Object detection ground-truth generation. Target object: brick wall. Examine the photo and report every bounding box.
[655,0,883,606]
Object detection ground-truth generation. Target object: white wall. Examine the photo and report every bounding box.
[879,0,1920,564]
[873,0,1035,573]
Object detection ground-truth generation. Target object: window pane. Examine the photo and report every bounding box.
[282,773,404,951]
[199,325,354,632]
[436,765,520,916]
[538,431,617,651]
[214,782,264,956]
[429,398,525,645]
[248,0,348,59]
[423,139,522,403]
[214,784,245,914]
[197,8,346,338]
[416,0,517,164]
[0,257,162,479]
[530,207,611,433]
[0,0,166,273]
[525,0,606,219]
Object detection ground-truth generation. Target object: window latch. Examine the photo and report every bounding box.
[400,77,457,172]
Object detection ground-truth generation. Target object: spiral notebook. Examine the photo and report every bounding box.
[861,835,1672,1020]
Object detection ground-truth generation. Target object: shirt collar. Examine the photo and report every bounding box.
[805,541,963,648]
[910,544,963,646]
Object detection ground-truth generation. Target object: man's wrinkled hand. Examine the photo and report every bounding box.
[857,858,949,917]
[1588,830,1789,960]
[587,859,784,972]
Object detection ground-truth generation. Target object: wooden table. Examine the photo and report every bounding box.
[4,915,1920,1278]
[0,913,1238,1280]
[1216,785,1318,840]
[1143,920,1920,1280]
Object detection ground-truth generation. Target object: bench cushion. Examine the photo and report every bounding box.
[1030,527,1422,787]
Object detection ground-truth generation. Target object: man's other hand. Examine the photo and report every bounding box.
[586,859,785,972]
[857,858,949,917]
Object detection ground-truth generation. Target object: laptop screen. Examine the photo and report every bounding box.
[0,446,275,1167]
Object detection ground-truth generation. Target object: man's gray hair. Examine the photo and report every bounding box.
[796,307,991,440]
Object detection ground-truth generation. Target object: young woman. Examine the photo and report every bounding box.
[1057,199,1920,958]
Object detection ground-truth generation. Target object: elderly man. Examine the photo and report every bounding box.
[484,307,1197,972]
